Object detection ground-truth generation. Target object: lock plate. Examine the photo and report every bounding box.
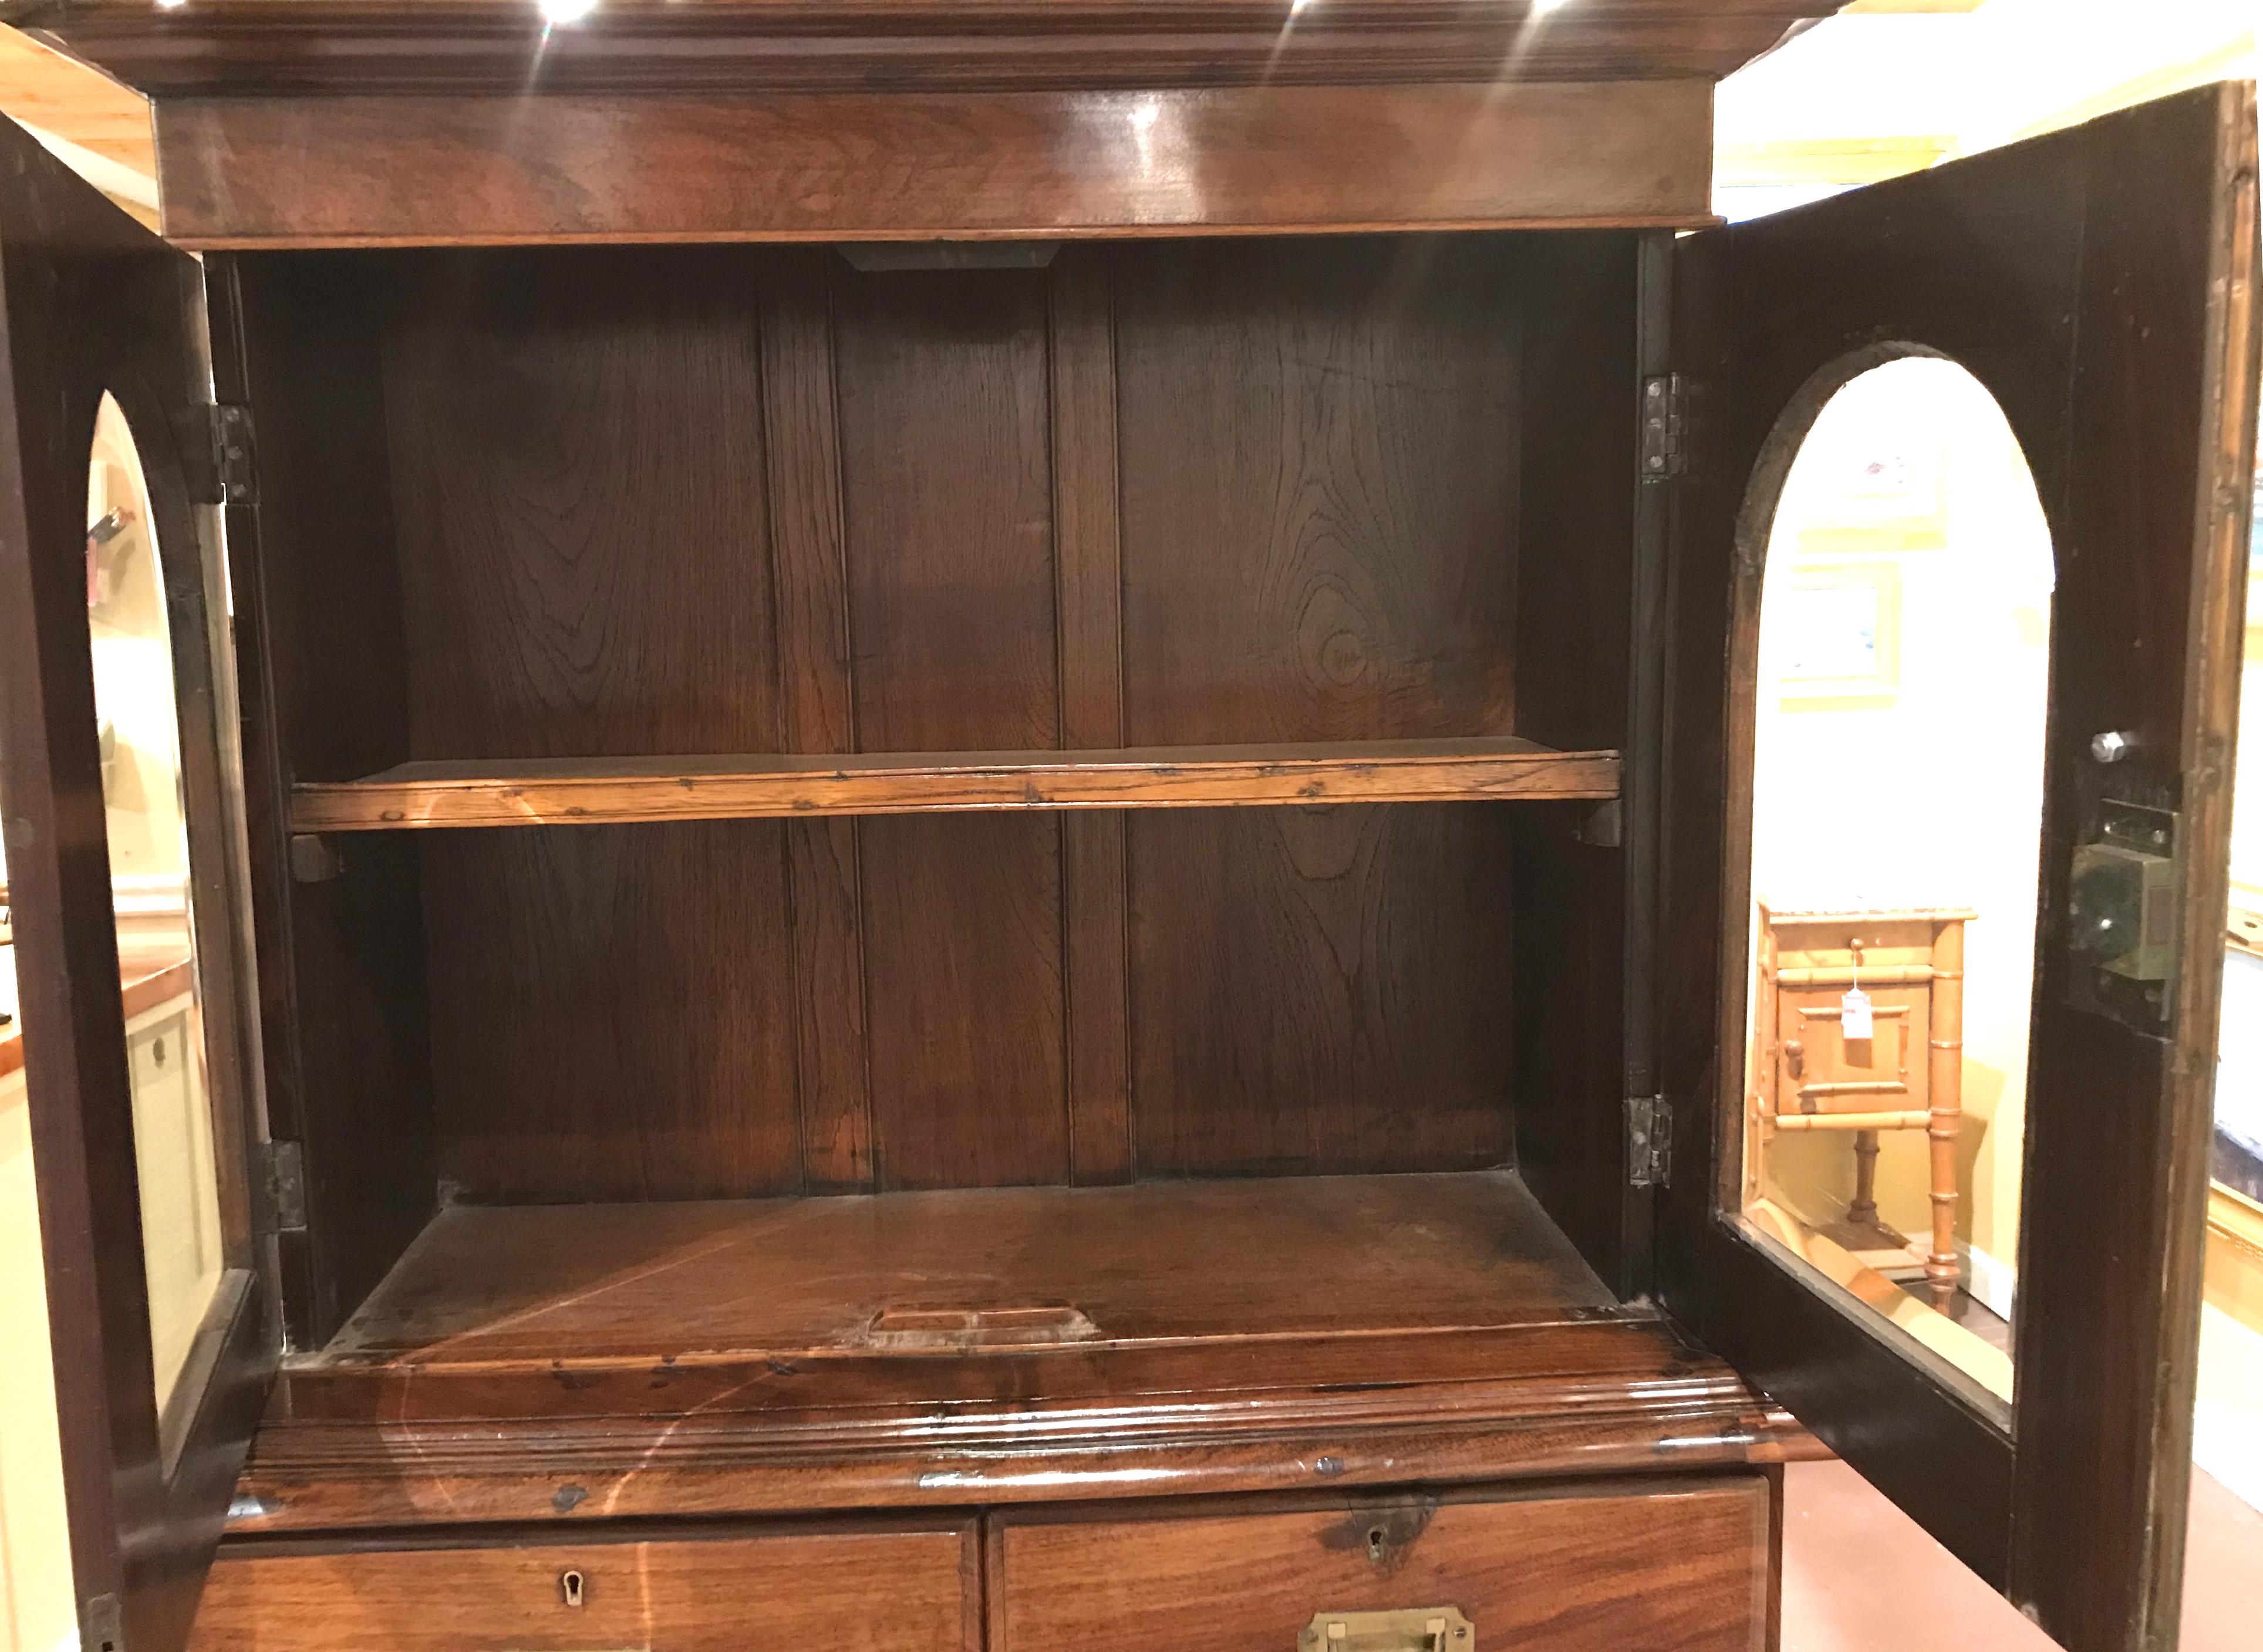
[1299,1607,1474,1652]
[2066,798,2181,1029]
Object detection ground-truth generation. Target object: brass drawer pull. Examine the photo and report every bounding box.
[1300,1609,1473,1652]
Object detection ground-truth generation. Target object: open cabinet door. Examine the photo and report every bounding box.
[1659,82,2260,1652]
[0,120,272,1652]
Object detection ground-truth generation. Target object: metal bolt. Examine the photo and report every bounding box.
[2090,729,2137,763]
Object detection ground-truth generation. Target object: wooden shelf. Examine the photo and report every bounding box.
[289,737,1620,831]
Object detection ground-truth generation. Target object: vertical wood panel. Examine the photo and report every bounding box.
[1049,248,1132,1185]
[1112,237,1523,1176]
[761,248,873,1192]
[834,262,1068,1188]
[381,247,801,1199]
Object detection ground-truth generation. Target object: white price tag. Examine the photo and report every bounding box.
[1841,987,1874,1042]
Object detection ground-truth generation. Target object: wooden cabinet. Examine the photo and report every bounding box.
[0,8,2251,1652]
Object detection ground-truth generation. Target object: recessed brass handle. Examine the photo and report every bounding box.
[1299,1608,1473,1652]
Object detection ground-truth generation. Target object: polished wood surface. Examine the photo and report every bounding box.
[241,1309,1813,1531]
[291,739,1620,829]
[318,1173,1609,1365]
[52,2,1834,97]
[224,237,1593,1206]
[1657,82,2262,1648]
[191,1521,980,1652]
[990,1478,1772,1652]
[150,81,1718,248]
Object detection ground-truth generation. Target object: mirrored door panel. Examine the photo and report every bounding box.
[1736,359,2049,1418]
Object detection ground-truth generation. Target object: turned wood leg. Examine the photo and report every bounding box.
[1848,1130,1880,1229]
[1925,921,1965,1305]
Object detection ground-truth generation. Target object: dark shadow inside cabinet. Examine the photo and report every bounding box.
[221,230,1644,1397]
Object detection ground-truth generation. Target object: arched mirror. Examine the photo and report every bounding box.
[1734,356,2052,1417]
[85,391,229,1431]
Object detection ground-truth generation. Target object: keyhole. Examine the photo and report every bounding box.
[151,1036,166,1067]
[561,1569,585,1609]
[1367,1526,1386,1561]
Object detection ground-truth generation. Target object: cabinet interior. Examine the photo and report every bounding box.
[230,231,1644,1387]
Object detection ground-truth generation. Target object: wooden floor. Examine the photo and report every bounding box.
[317,1171,1614,1367]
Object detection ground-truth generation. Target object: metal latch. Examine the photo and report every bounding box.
[1301,1609,1473,1652]
[254,1139,306,1235]
[81,1594,123,1652]
[2068,797,2181,1028]
[207,404,257,506]
[1640,374,1687,479]
[1627,1094,1671,1188]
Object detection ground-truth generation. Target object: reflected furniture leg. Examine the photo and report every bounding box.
[1925,921,1965,1305]
[1848,1131,1880,1229]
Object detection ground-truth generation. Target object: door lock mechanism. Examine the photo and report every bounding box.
[2068,799,2180,1026]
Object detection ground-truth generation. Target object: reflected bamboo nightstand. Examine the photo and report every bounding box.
[1752,906,1972,1302]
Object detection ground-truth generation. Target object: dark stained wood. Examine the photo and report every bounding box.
[1049,248,1132,1185]
[241,1314,1812,1531]
[758,249,874,1194]
[191,1521,981,1652]
[1112,234,1526,1178]
[990,1478,1772,1652]
[52,2,1838,97]
[423,824,801,1202]
[0,117,271,1652]
[148,82,1719,249]
[1505,233,1641,1295]
[321,1172,1611,1363]
[289,739,1621,829]
[1657,82,2262,1651]
[223,253,439,1349]
[834,262,1070,1190]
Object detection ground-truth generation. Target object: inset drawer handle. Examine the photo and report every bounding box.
[1300,1608,1473,1652]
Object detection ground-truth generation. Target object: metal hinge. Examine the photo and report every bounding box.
[1640,374,1687,480]
[254,1139,306,1235]
[204,403,257,506]
[1627,1094,1672,1188]
[81,1594,123,1652]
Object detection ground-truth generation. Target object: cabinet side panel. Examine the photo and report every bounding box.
[1112,236,1522,1176]
[1508,232,1640,1290]
[832,264,1070,1190]
[228,253,436,1339]
[375,247,801,1201]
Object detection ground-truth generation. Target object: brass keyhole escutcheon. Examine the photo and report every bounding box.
[561,1569,586,1609]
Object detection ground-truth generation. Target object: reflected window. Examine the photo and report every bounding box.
[1736,358,2052,1413]
[87,392,225,1418]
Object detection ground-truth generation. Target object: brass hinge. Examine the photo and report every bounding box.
[201,403,257,506]
[1627,1094,1671,1188]
[1640,374,1687,480]
[254,1139,306,1235]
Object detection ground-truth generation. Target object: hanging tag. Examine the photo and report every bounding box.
[1841,987,1874,1042]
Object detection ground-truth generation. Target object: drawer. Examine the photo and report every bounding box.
[990,1477,1772,1652]
[191,1521,979,1652]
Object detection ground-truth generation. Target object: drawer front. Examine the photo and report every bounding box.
[191,1523,978,1652]
[991,1477,1772,1652]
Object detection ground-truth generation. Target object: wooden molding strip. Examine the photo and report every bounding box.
[290,738,1621,831]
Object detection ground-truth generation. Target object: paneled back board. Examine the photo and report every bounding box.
[220,235,1631,1300]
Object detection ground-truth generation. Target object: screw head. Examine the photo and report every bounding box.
[2090,729,2137,763]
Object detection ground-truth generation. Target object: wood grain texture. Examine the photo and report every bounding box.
[990,1478,1771,1652]
[289,740,1620,829]
[1657,83,2262,1649]
[1112,234,1526,1179]
[242,1314,1812,1531]
[1049,247,1132,1185]
[223,254,439,1348]
[191,1522,980,1652]
[758,248,872,1193]
[55,2,1836,97]
[834,261,1069,1190]
[423,823,801,1202]
[1506,232,1641,1296]
[149,82,1719,249]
